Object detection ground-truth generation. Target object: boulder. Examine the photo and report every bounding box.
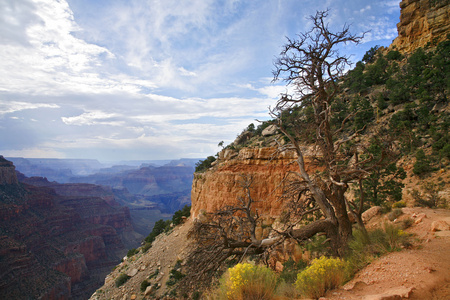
[363,286,413,300]
[414,213,427,224]
[262,125,278,136]
[431,220,450,232]
[127,268,138,277]
[144,285,154,296]
[362,206,383,223]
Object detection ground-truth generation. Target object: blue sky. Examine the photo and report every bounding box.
[0,0,400,161]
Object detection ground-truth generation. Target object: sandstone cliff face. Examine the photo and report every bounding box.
[391,0,450,53]
[191,147,318,220]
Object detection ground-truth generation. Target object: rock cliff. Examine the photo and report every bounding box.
[191,147,318,220]
[391,0,450,53]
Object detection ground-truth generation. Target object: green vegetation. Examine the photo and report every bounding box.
[279,258,307,284]
[413,149,432,175]
[387,208,403,221]
[172,205,191,226]
[140,280,151,292]
[347,223,412,273]
[166,260,185,287]
[115,273,130,287]
[142,242,152,252]
[209,222,412,299]
[195,156,216,172]
[354,138,407,208]
[143,205,191,250]
[126,248,138,257]
[411,181,446,208]
[144,219,171,244]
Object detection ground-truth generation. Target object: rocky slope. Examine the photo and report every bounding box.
[89,207,450,300]
[0,157,142,299]
[90,219,194,300]
[391,0,450,53]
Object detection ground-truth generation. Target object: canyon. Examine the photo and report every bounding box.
[0,156,141,299]
[8,157,196,236]
[2,1,450,299]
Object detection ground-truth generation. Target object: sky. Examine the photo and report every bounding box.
[0,0,401,162]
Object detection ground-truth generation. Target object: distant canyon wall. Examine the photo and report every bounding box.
[0,159,141,299]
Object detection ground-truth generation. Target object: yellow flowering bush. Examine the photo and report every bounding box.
[295,256,349,299]
[216,263,278,300]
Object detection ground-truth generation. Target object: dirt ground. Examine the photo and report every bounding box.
[325,207,450,300]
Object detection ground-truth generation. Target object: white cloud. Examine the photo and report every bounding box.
[0,100,60,116]
[0,0,161,96]
[359,5,371,14]
[361,17,399,43]
[179,67,198,77]
[61,110,123,126]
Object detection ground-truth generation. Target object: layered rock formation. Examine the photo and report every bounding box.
[0,155,18,185]
[391,0,450,53]
[191,147,318,219]
[0,159,141,299]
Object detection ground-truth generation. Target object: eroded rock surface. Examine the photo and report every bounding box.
[391,0,450,53]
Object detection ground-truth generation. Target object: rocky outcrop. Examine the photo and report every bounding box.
[191,147,319,219]
[0,155,18,185]
[391,0,450,53]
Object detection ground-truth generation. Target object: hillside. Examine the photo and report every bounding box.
[92,1,449,299]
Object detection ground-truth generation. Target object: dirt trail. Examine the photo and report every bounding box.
[326,207,450,300]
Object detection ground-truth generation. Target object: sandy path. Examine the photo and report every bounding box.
[326,207,450,300]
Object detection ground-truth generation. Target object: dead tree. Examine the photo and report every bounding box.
[271,10,372,256]
[180,10,395,294]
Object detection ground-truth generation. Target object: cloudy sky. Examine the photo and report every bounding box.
[0,0,400,162]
